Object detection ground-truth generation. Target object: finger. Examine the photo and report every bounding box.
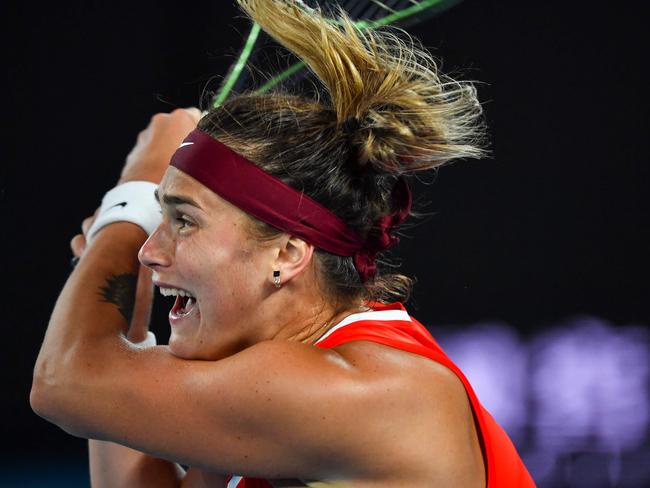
[137,128,150,143]
[150,112,170,124]
[127,265,155,343]
[70,234,86,258]
[81,214,96,237]
[183,107,202,124]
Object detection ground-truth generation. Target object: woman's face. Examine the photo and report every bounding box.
[139,167,277,360]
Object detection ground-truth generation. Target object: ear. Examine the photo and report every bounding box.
[271,235,314,287]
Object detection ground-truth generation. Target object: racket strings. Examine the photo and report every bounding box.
[213,0,459,107]
[334,0,413,21]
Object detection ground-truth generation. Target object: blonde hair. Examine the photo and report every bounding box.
[199,0,487,304]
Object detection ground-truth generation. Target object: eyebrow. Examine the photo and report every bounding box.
[154,188,202,209]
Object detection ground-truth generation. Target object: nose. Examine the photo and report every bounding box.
[138,225,173,270]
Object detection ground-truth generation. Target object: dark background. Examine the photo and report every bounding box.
[2,0,648,482]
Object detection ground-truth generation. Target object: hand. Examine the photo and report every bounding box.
[119,107,202,185]
[71,215,154,343]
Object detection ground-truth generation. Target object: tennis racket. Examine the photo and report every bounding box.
[212,0,463,108]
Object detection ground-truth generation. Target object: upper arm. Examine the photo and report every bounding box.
[53,339,390,480]
[41,338,483,484]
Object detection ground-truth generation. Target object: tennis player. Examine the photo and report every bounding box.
[31,1,534,486]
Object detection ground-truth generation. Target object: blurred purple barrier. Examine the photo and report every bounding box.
[432,317,650,487]
[435,322,529,444]
[531,317,649,453]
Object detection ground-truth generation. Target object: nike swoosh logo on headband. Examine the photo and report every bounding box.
[179,142,194,148]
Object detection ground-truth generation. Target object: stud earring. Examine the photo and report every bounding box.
[273,270,281,288]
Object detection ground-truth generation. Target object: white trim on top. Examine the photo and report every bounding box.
[316,309,411,344]
[227,475,243,488]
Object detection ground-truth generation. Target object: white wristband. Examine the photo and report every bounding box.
[131,331,157,348]
[87,181,161,242]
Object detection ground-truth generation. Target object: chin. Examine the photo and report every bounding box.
[167,334,226,361]
[167,334,199,360]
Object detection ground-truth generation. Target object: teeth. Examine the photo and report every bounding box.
[159,287,194,298]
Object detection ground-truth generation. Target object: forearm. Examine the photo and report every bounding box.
[45,222,144,339]
[31,223,147,430]
[89,439,184,488]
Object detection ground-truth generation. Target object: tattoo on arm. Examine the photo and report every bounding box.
[99,273,137,322]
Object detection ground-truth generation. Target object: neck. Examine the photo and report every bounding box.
[262,273,367,346]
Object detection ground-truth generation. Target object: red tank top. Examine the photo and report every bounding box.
[228,302,535,488]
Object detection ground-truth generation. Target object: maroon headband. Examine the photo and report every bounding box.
[170,128,411,282]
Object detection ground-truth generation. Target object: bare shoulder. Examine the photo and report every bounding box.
[237,338,472,417]
[330,339,473,411]
[329,340,486,486]
[240,338,479,447]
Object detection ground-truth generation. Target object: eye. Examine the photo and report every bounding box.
[175,214,195,231]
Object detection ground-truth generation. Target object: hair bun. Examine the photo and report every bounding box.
[341,116,361,136]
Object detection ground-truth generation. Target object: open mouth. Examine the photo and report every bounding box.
[172,294,196,317]
[159,287,197,320]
